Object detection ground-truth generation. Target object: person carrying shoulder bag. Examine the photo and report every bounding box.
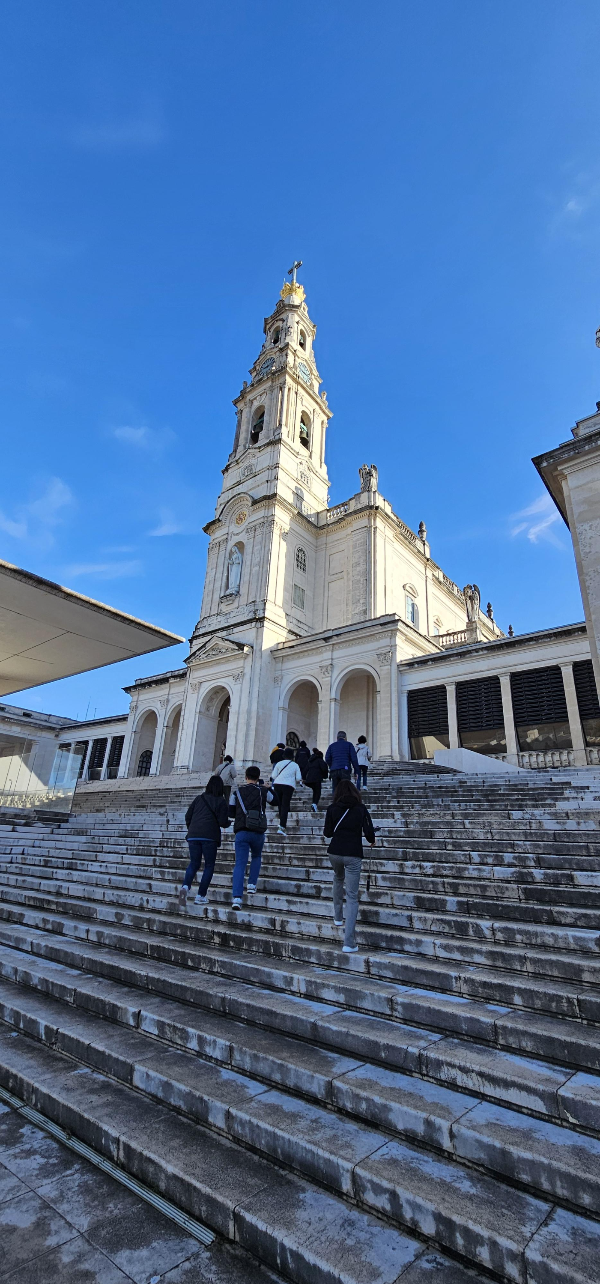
[323,777,375,952]
[178,775,231,910]
[230,766,273,908]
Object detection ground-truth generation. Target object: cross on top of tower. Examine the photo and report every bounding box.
[288,260,302,284]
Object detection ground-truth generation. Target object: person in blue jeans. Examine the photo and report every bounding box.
[230,765,273,908]
[178,775,231,911]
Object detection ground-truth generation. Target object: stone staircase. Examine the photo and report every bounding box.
[0,768,600,1282]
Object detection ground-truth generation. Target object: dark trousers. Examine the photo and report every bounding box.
[184,838,218,894]
[356,766,368,788]
[310,781,322,805]
[276,784,294,828]
[331,768,351,791]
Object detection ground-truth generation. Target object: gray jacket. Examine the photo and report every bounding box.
[216,761,237,787]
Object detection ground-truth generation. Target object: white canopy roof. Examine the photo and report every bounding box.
[0,559,184,697]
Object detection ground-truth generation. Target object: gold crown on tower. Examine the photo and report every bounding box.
[280,259,305,302]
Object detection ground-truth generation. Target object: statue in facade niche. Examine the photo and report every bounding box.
[359,464,378,493]
[463,583,481,622]
[226,545,243,594]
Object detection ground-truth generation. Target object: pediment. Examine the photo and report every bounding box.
[188,635,246,665]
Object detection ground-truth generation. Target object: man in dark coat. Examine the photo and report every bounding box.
[325,731,359,791]
[294,740,311,779]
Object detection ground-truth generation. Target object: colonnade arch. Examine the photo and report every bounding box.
[159,704,182,775]
[130,709,158,777]
[282,678,320,749]
[192,685,231,773]
[334,667,379,754]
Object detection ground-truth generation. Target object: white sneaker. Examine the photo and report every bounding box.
[342,944,359,953]
[194,894,208,905]
[311,803,318,812]
[333,920,343,927]
[177,886,188,911]
[247,884,257,894]
[232,897,243,909]
[277,826,286,836]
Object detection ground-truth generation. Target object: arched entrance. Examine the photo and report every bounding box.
[285,680,319,749]
[130,710,158,778]
[159,705,182,775]
[192,686,231,773]
[337,670,377,753]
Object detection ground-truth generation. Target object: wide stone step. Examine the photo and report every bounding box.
[1,971,600,1278]
[3,910,600,1087]
[0,1025,454,1284]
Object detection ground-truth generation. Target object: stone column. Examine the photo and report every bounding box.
[499,673,519,766]
[150,699,169,775]
[174,679,199,772]
[376,650,397,759]
[316,665,333,748]
[118,698,138,778]
[445,682,459,750]
[398,686,410,761]
[560,662,587,767]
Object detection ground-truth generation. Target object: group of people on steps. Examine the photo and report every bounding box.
[177,729,375,952]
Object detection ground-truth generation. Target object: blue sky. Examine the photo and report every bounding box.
[2,1,600,720]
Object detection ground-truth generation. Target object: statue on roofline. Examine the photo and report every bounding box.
[463,583,481,622]
[359,464,378,493]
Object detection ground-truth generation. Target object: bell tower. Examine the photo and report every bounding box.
[193,265,332,640]
[221,262,332,516]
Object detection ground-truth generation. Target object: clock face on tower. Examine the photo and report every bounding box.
[256,357,275,380]
[298,361,312,386]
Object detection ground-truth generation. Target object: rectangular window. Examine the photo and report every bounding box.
[456,676,506,756]
[88,738,108,775]
[292,583,306,610]
[73,741,89,779]
[106,735,125,779]
[574,659,600,746]
[510,666,571,752]
[405,595,419,629]
[408,686,449,759]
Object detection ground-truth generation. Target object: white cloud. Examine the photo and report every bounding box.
[510,493,563,547]
[0,511,27,539]
[148,508,185,537]
[63,559,142,581]
[0,477,73,547]
[549,167,600,238]
[112,425,176,451]
[72,108,166,152]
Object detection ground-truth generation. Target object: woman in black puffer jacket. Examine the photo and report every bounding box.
[323,778,375,953]
[178,775,231,911]
[304,748,329,810]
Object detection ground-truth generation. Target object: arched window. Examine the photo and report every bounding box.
[272,328,280,345]
[250,407,265,444]
[299,330,307,350]
[406,595,419,629]
[295,547,307,573]
[137,749,152,777]
[299,412,311,450]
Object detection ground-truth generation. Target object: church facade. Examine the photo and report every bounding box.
[116,269,504,778]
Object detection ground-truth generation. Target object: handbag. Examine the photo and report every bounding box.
[235,786,268,834]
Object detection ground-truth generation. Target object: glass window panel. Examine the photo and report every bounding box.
[516,721,572,752]
[410,732,450,760]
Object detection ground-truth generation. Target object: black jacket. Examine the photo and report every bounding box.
[230,783,273,834]
[185,793,231,845]
[295,747,311,778]
[323,802,375,858]
[304,753,328,785]
[270,748,286,766]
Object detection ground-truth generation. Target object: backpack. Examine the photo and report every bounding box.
[235,786,268,833]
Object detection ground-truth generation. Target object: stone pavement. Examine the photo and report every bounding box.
[0,1099,280,1282]
[1,764,600,1282]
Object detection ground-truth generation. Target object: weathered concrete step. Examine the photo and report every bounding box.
[3,881,600,994]
[0,1026,447,1284]
[1,894,595,1022]
[4,868,600,957]
[3,914,600,1124]
[3,974,600,1234]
